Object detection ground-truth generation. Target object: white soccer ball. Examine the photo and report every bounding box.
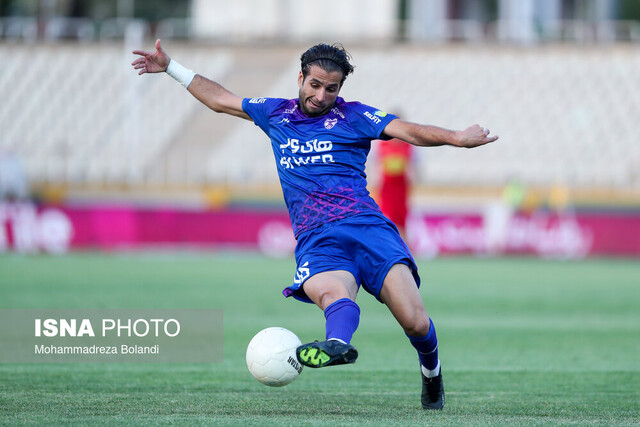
[246,327,303,387]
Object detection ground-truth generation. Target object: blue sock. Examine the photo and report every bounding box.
[407,318,439,372]
[324,298,360,344]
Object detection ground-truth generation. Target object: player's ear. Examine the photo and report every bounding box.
[298,71,304,88]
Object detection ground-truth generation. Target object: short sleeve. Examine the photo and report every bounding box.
[346,102,398,140]
[242,97,288,134]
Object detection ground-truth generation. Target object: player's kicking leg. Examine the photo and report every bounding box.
[296,270,360,368]
[380,264,445,410]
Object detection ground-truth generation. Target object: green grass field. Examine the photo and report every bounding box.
[1,253,638,425]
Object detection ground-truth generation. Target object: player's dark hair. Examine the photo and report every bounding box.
[300,43,354,84]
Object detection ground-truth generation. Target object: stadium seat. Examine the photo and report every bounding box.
[1,43,638,194]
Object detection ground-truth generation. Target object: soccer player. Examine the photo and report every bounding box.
[376,137,414,241]
[132,40,498,410]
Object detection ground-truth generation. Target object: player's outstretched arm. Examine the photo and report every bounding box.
[131,39,250,120]
[382,119,498,148]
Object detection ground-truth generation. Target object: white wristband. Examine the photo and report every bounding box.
[165,59,196,89]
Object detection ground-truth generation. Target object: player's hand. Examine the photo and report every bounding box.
[455,124,499,148]
[131,39,171,75]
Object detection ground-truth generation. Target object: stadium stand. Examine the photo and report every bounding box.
[1,43,638,201]
[0,43,232,188]
[214,44,640,194]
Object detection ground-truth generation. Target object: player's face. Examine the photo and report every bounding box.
[298,65,343,117]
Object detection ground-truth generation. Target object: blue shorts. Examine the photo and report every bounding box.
[282,213,420,304]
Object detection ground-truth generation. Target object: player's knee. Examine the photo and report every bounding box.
[303,272,358,310]
[318,289,350,310]
[306,285,352,310]
[402,315,430,337]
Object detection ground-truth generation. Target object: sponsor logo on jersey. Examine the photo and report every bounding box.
[280,138,332,154]
[374,110,388,117]
[280,154,335,170]
[324,118,338,130]
[279,138,335,170]
[364,110,382,124]
[331,107,345,119]
[249,97,267,104]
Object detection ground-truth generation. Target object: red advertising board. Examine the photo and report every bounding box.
[1,202,638,258]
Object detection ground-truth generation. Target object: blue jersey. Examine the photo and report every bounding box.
[242,97,398,237]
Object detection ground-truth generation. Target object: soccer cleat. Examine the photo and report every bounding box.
[296,340,358,368]
[421,368,445,410]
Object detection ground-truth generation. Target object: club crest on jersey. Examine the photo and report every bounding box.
[324,118,338,130]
